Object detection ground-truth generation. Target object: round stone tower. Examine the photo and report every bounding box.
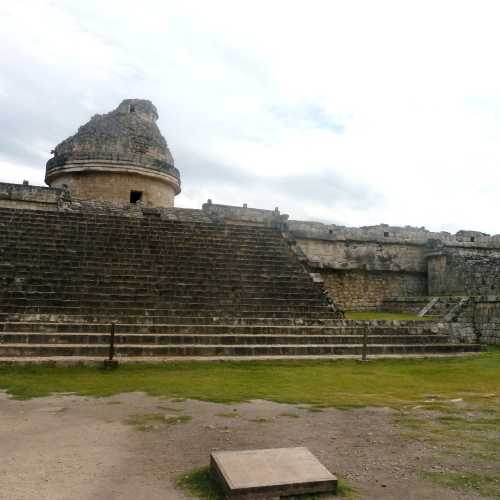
[45,99,180,207]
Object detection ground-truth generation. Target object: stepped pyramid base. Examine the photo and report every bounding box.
[0,205,481,361]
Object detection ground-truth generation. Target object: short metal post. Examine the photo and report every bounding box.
[103,322,118,369]
[360,327,369,362]
[109,322,115,361]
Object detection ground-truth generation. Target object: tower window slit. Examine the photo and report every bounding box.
[130,190,143,203]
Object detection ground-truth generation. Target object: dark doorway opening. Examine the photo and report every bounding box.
[130,190,143,203]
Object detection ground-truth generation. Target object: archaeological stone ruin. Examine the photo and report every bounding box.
[45,99,180,207]
[0,98,498,361]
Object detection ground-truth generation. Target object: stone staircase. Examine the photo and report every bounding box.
[0,205,481,362]
[0,320,480,361]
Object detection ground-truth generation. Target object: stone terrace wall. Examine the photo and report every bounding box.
[322,270,427,310]
[288,220,500,303]
[288,221,500,248]
[454,296,500,345]
[432,247,500,295]
[0,182,68,211]
[294,238,426,272]
[201,201,289,226]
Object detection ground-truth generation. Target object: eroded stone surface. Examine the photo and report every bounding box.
[210,447,337,498]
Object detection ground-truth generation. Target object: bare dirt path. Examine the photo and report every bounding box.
[0,392,485,500]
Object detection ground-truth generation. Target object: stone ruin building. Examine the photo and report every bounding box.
[45,99,180,207]
[0,98,498,362]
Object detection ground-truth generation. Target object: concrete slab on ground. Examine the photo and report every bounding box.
[210,446,337,499]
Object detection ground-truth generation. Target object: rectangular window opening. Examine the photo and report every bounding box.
[130,190,143,203]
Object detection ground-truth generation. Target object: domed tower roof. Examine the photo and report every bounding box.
[45,99,180,207]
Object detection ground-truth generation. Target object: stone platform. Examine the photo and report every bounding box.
[210,447,337,499]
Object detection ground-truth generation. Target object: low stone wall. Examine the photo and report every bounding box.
[201,201,289,226]
[288,218,500,300]
[0,182,68,210]
[296,238,426,273]
[320,270,427,310]
[455,296,500,345]
[447,321,478,344]
[432,247,500,295]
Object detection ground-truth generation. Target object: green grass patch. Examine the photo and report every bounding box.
[177,466,354,499]
[423,471,500,499]
[336,479,356,498]
[127,412,191,431]
[177,466,223,499]
[344,311,436,320]
[1,350,498,411]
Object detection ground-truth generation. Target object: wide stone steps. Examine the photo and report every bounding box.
[0,306,336,318]
[0,295,325,305]
[0,321,447,335]
[0,343,480,358]
[1,247,295,259]
[1,286,316,299]
[0,301,333,310]
[0,333,452,345]
[0,314,328,325]
[1,278,314,290]
[0,319,481,359]
[0,313,442,326]
[0,286,317,297]
[1,263,303,274]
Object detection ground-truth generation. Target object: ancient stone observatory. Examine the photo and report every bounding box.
[45,99,180,207]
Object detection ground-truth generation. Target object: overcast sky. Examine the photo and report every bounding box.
[1,1,500,234]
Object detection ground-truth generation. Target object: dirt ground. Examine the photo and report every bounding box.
[0,391,488,500]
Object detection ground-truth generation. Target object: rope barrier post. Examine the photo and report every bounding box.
[103,322,119,369]
[359,327,369,363]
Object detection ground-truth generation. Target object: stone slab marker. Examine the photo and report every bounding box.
[210,447,337,499]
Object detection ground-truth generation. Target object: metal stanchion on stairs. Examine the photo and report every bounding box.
[358,327,370,363]
[103,322,119,369]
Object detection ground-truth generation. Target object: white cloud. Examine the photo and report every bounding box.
[0,0,499,234]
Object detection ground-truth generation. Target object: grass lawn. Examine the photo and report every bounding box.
[0,348,498,407]
[344,311,436,321]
